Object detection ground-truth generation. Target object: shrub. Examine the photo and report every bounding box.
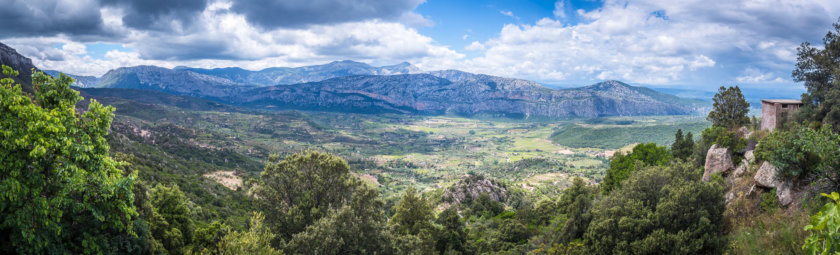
[756,125,840,180]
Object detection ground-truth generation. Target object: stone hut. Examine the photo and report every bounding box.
[761,99,802,131]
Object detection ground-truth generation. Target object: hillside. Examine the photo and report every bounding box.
[44,70,99,88]
[177,60,421,86]
[92,64,704,118]
[0,42,39,94]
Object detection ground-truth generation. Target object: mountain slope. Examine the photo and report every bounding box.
[97,65,251,98]
[0,42,40,94]
[177,60,420,86]
[44,70,100,88]
[232,75,700,118]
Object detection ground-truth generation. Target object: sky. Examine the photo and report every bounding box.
[2,0,839,92]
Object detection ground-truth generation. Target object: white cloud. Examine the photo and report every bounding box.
[553,1,566,19]
[500,10,518,20]
[441,0,840,86]
[736,67,787,83]
[13,2,461,76]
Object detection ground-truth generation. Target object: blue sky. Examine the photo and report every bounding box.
[1,0,839,94]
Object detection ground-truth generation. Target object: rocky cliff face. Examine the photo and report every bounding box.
[0,42,40,94]
[44,70,100,88]
[178,60,421,86]
[98,65,250,98]
[233,75,701,118]
[95,63,703,118]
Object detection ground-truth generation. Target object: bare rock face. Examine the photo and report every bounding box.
[754,161,781,188]
[443,175,507,204]
[703,144,735,181]
[745,150,755,163]
[776,181,797,207]
[733,159,749,177]
[737,126,751,139]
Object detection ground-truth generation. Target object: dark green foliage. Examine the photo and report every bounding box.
[472,193,506,217]
[760,189,780,212]
[254,151,360,243]
[389,186,437,254]
[671,129,695,160]
[550,121,709,149]
[0,66,138,254]
[602,143,672,193]
[756,125,840,182]
[150,183,195,254]
[436,207,467,254]
[556,178,594,243]
[692,126,746,166]
[707,86,750,128]
[284,185,394,254]
[193,221,231,254]
[585,162,726,254]
[793,19,840,129]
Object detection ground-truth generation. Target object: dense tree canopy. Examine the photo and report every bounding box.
[149,183,195,254]
[602,143,672,193]
[671,129,695,160]
[254,151,360,244]
[707,86,750,128]
[793,19,840,128]
[0,66,138,254]
[585,162,726,254]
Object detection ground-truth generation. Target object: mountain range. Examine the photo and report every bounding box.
[1,41,706,118]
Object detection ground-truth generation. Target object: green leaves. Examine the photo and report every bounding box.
[803,192,840,255]
[0,66,138,254]
[603,143,672,193]
[707,86,750,129]
[756,125,840,181]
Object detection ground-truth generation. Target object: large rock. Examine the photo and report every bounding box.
[733,159,749,177]
[754,161,781,188]
[703,144,735,181]
[745,150,755,163]
[776,181,797,207]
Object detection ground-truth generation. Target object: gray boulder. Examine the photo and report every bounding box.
[754,161,781,188]
[733,159,749,177]
[745,150,755,163]
[776,181,796,207]
[703,144,735,181]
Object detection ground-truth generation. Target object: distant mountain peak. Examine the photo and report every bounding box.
[583,80,634,91]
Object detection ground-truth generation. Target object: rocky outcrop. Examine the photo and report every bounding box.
[443,175,507,204]
[0,42,40,94]
[94,64,705,118]
[745,150,755,163]
[703,144,735,181]
[733,159,749,177]
[754,161,780,188]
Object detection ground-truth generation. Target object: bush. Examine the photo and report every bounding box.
[693,126,746,166]
[756,125,840,181]
[585,162,726,254]
[760,189,780,212]
[602,143,672,193]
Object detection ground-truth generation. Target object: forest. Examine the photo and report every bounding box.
[3,17,840,255]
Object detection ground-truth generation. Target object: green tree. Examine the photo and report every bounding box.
[284,185,394,254]
[150,183,195,254]
[391,187,435,236]
[692,126,746,167]
[435,207,467,254]
[0,66,138,254]
[216,212,280,255]
[472,193,505,217]
[253,151,360,244]
[602,143,672,193]
[556,178,593,243]
[793,18,840,128]
[707,86,750,128]
[671,129,695,160]
[585,162,726,254]
[803,192,840,254]
[193,221,231,254]
[756,125,840,182]
[390,186,437,254]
